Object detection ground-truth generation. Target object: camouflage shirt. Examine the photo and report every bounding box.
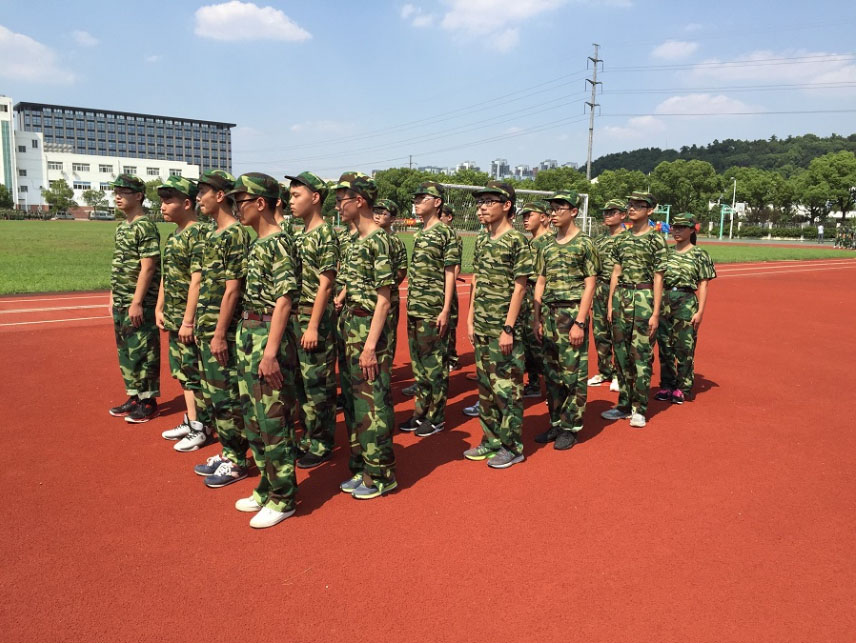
[537,233,601,303]
[162,222,208,332]
[243,232,300,314]
[472,228,534,337]
[196,222,250,342]
[407,221,461,319]
[111,216,161,309]
[527,231,555,286]
[279,218,296,246]
[609,228,669,284]
[657,246,717,289]
[336,226,357,289]
[385,231,408,308]
[594,232,623,281]
[296,222,339,307]
[344,228,395,313]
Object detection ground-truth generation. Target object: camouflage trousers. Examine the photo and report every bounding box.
[198,337,249,468]
[335,308,347,394]
[407,315,450,426]
[591,280,615,380]
[291,306,337,457]
[657,291,699,395]
[521,287,543,384]
[112,307,160,399]
[473,332,525,454]
[389,297,401,363]
[542,303,589,432]
[237,320,298,512]
[167,331,211,428]
[447,293,459,369]
[342,308,396,485]
[611,286,655,416]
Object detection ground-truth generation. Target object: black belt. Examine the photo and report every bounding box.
[618,282,653,290]
[290,304,316,316]
[667,286,696,294]
[547,300,580,309]
[348,306,372,318]
[242,311,273,322]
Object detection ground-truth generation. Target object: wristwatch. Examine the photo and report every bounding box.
[502,324,514,334]
[572,320,586,330]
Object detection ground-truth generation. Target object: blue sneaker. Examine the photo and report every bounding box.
[339,473,363,494]
[352,480,398,500]
[194,453,228,477]
[204,461,248,488]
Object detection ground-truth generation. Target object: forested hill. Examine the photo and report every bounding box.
[591,133,856,177]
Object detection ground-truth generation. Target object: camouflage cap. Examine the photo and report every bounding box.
[602,198,628,213]
[156,175,198,200]
[671,213,697,227]
[110,174,145,193]
[197,169,235,192]
[284,171,329,202]
[441,204,455,218]
[548,190,580,208]
[413,181,446,201]
[374,198,399,217]
[225,172,281,200]
[626,191,656,207]
[473,180,516,204]
[278,182,290,203]
[329,171,378,204]
[520,201,548,215]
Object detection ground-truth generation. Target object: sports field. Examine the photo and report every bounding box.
[1,220,854,294]
[0,258,853,641]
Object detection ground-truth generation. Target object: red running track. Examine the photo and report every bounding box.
[0,259,854,641]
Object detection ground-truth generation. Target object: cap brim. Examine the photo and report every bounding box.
[472,188,507,198]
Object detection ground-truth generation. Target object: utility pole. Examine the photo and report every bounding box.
[585,43,603,181]
[409,155,413,169]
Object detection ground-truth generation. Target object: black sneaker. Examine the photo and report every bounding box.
[297,451,332,469]
[553,430,578,451]
[336,394,345,411]
[522,382,541,398]
[399,417,423,432]
[415,421,444,437]
[534,426,560,443]
[109,396,137,417]
[401,383,417,397]
[124,398,159,424]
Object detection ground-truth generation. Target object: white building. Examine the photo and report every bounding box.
[1,95,17,200]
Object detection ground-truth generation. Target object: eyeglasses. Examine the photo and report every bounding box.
[549,205,572,213]
[335,196,357,205]
[411,195,435,204]
[627,203,649,210]
[232,197,257,209]
[475,199,503,207]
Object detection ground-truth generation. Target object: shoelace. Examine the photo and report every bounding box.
[206,454,224,466]
[212,462,234,477]
[184,430,203,441]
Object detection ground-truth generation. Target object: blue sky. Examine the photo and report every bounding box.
[1,0,854,178]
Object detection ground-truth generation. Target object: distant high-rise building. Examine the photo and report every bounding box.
[514,164,534,180]
[456,160,480,172]
[491,158,511,179]
[418,165,448,175]
[539,159,559,171]
[562,161,580,170]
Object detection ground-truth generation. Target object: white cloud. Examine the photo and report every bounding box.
[400,4,435,27]
[144,54,162,63]
[401,4,417,19]
[438,0,567,50]
[603,115,665,139]
[651,40,698,60]
[72,30,98,47]
[684,22,703,32]
[687,49,855,85]
[194,1,311,42]
[0,24,75,84]
[654,93,757,115]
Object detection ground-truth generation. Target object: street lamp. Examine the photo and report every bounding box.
[729,177,736,239]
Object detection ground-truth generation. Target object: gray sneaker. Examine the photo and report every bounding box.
[401,383,417,397]
[487,447,525,469]
[415,420,444,437]
[601,406,632,420]
[553,430,578,450]
[462,402,480,417]
[339,473,363,493]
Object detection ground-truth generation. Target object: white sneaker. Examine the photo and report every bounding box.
[462,402,480,417]
[629,412,647,428]
[235,496,263,513]
[174,422,209,452]
[162,414,191,440]
[249,506,295,529]
[587,374,607,387]
[609,377,620,392]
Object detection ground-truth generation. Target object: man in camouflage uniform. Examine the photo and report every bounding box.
[464,181,533,468]
[532,191,600,450]
[440,204,463,372]
[333,219,357,411]
[520,201,553,398]
[655,214,716,404]
[224,173,300,529]
[107,174,162,424]
[155,175,213,450]
[191,170,253,487]
[603,191,668,428]
[373,198,408,363]
[285,171,339,468]
[275,183,296,243]
[332,172,398,500]
[588,199,627,392]
[400,182,461,438]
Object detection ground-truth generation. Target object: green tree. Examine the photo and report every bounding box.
[650,159,720,214]
[0,183,13,208]
[144,179,163,220]
[41,179,77,213]
[724,166,775,223]
[806,151,856,220]
[533,166,588,193]
[81,189,108,212]
[793,169,832,223]
[589,168,648,209]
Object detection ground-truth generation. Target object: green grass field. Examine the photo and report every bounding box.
[0,220,853,295]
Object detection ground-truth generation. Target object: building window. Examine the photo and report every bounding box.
[99,164,113,173]
[19,186,28,193]
[147,167,159,176]
[123,166,137,175]
[100,182,111,191]
[32,139,39,149]
[73,181,91,190]
[18,169,27,177]
[47,161,63,171]
[17,145,26,153]
[169,168,182,177]
[72,163,90,172]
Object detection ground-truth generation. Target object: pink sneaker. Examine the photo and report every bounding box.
[654,388,672,401]
[671,390,685,404]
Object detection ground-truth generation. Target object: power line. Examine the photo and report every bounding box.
[603,53,855,73]
[604,109,855,117]
[603,81,856,95]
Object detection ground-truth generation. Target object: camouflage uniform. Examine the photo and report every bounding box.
[591,198,627,381]
[235,220,300,513]
[446,216,464,369]
[537,231,600,433]
[335,225,356,401]
[656,238,716,396]
[196,221,251,468]
[375,199,408,362]
[610,204,668,416]
[407,184,461,427]
[110,175,161,400]
[472,219,534,455]
[292,220,339,457]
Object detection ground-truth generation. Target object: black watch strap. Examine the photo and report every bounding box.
[502,324,514,334]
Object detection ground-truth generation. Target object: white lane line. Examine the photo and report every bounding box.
[0,294,107,304]
[718,266,854,279]
[0,315,111,328]
[0,304,106,315]
[717,259,854,270]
